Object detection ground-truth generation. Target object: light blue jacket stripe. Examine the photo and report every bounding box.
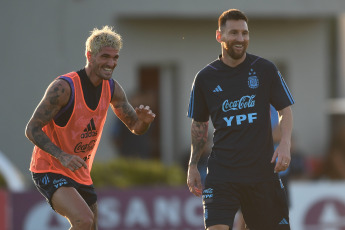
[278,71,295,104]
[188,85,195,118]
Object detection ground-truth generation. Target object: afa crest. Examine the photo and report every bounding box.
[248,68,259,89]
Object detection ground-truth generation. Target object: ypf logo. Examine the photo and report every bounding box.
[304,198,345,229]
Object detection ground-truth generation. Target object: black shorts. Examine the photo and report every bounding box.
[203,178,290,230]
[32,172,97,211]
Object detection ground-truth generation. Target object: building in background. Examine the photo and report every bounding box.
[1,0,345,184]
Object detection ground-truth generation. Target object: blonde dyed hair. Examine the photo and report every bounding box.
[85,25,123,60]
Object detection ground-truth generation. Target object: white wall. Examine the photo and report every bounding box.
[0,0,340,184]
[248,19,330,157]
[114,18,220,160]
[289,181,345,229]
[115,18,331,161]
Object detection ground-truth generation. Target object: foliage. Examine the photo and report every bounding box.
[0,173,6,188]
[91,157,186,188]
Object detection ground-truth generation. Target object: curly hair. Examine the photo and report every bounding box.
[85,25,123,59]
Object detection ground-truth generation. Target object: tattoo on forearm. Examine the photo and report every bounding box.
[115,102,138,128]
[28,81,67,160]
[121,103,137,125]
[31,125,63,159]
[190,121,208,165]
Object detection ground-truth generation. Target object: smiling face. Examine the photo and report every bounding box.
[216,19,249,66]
[86,46,119,85]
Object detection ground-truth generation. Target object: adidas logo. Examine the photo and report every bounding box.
[41,174,50,185]
[213,85,223,92]
[81,118,97,139]
[279,218,289,225]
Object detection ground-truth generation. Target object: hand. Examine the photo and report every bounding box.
[58,152,88,172]
[135,105,156,124]
[187,165,203,197]
[271,141,291,173]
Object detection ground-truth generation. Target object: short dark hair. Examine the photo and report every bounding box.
[218,9,248,30]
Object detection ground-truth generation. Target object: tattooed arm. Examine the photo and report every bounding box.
[187,120,209,197]
[25,79,87,172]
[110,80,155,135]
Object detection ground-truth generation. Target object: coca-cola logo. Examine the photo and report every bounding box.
[222,95,256,112]
[74,140,96,153]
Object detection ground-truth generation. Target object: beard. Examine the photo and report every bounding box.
[94,64,114,80]
[224,42,247,60]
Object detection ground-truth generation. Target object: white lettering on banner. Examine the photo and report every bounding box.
[98,197,121,228]
[222,95,256,112]
[184,197,203,226]
[124,197,150,227]
[24,184,345,230]
[289,182,345,229]
[303,199,345,228]
[22,192,204,230]
[154,197,181,226]
[223,113,257,126]
[320,203,340,223]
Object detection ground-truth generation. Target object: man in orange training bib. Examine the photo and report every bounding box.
[25,26,155,230]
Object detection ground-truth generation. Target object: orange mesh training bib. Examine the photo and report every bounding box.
[30,72,111,185]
